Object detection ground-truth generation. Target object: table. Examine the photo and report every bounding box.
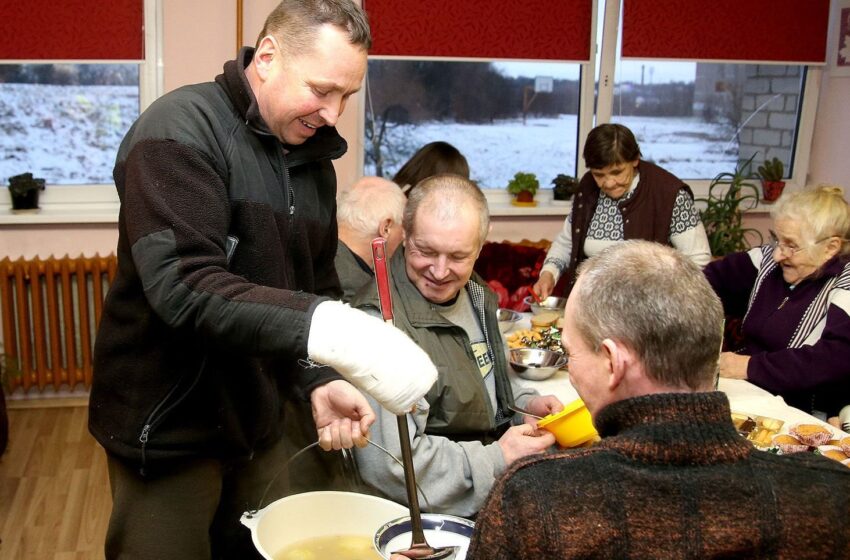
[505,316,848,439]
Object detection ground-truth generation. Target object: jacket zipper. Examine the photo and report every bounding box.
[138,355,207,476]
[279,149,295,216]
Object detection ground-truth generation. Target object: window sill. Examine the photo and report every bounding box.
[0,189,774,225]
[484,190,571,217]
[0,202,119,225]
[0,185,120,225]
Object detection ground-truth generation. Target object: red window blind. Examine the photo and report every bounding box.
[364,0,592,62]
[0,0,144,60]
[622,0,830,64]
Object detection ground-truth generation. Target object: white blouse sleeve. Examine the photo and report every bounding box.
[541,213,573,283]
[669,189,711,268]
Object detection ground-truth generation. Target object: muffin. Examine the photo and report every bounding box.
[818,447,849,463]
[789,424,833,447]
[772,434,809,454]
[840,436,850,456]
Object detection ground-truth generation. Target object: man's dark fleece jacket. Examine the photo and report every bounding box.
[89,48,344,474]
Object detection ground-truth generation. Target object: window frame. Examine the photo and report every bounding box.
[597,0,822,203]
[355,0,822,215]
[0,0,162,224]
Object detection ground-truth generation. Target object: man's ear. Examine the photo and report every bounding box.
[377,218,392,240]
[600,338,626,392]
[253,36,278,79]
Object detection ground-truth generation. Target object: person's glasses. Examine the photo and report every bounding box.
[769,230,836,256]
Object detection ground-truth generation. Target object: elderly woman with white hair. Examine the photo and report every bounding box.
[705,185,850,419]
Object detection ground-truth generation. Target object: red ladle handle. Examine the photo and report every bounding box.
[372,238,394,324]
[369,238,434,554]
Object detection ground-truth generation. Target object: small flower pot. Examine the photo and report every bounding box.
[761,180,785,203]
[511,190,537,207]
[11,189,41,211]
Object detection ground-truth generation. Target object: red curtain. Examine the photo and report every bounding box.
[0,0,144,60]
[364,0,592,62]
[622,0,830,64]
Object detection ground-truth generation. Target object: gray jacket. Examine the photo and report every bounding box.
[351,250,536,516]
[334,242,373,303]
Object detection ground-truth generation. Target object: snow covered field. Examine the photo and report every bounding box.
[366,115,739,189]
[0,83,138,185]
[0,82,738,188]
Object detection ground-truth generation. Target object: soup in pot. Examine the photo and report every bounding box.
[275,534,383,560]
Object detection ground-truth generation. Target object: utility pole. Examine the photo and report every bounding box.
[522,85,537,125]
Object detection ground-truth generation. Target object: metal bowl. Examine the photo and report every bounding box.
[509,348,568,381]
[497,308,522,333]
[374,513,474,560]
[523,295,567,317]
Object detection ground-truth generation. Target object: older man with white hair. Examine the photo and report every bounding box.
[335,176,406,301]
[353,174,562,517]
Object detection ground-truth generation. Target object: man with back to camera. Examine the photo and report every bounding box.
[352,174,562,517]
[335,176,407,301]
[468,240,850,559]
[89,2,439,558]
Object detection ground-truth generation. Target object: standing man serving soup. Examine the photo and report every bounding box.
[90,2,438,558]
[533,123,711,298]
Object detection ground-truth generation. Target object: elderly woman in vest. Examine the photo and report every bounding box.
[705,185,850,419]
[534,123,711,298]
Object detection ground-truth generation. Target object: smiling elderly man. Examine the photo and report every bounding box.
[352,173,562,517]
[468,241,850,560]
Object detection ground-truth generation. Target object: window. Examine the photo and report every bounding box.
[364,60,581,190]
[363,0,826,204]
[0,0,159,219]
[0,64,140,185]
[609,61,806,181]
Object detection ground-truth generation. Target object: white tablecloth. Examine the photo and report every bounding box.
[505,316,848,439]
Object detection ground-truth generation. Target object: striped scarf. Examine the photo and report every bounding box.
[745,244,850,347]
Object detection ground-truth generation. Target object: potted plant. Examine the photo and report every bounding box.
[507,172,539,207]
[551,174,579,205]
[7,172,46,212]
[696,155,763,257]
[756,157,786,203]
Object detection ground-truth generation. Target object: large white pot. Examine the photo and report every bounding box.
[240,491,408,559]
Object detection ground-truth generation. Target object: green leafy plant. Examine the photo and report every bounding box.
[696,154,764,257]
[506,172,539,202]
[551,174,579,201]
[756,157,784,182]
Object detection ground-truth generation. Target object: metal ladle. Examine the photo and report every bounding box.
[372,238,460,560]
[508,403,545,420]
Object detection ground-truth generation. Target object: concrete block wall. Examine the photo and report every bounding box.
[738,65,802,176]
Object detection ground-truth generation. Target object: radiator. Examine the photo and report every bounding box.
[0,254,117,393]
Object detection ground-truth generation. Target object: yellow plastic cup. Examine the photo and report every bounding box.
[537,398,598,448]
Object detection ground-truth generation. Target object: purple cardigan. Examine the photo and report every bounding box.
[705,245,850,416]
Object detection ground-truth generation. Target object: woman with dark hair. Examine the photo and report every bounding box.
[534,123,711,298]
[393,141,470,195]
